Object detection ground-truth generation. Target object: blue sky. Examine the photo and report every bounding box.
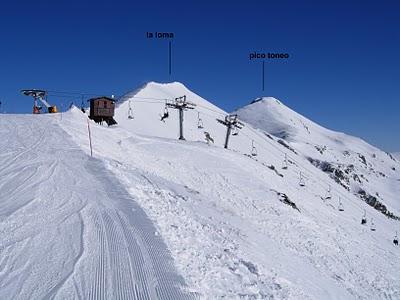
[0,0,399,151]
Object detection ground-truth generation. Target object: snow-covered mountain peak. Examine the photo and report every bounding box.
[118,81,222,112]
[250,96,281,105]
[136,81,190,97]
[117,81,184,103]
[114,81,225,140]
[235,96,311,142]
[236,96,400,222]
[236,96,374,151]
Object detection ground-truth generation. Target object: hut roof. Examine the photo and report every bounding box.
[89,96,116,102]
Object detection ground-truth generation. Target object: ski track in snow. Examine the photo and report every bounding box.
[0,115,195,299]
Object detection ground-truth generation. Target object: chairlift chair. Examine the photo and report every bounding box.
[232,127,239,136]
[160,103,169,122]
[338,198,344,211]
[251,140,257,157]
[361,210,367,225]
[370,219,376,231]
[197,112,204,129]
[282,154,288,170]
[325,185,332,200]
[128,100,134,119]
[299,172,305,187]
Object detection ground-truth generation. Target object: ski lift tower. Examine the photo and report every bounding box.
[21,89,57,114]
[166,96,196,140]
[217,114,244,149]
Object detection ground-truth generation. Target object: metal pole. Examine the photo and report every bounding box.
[87,118,93,157]
[34,96,37,114]
[179,107,185,140]
[224,124,231,149]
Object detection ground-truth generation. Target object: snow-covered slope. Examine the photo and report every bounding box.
[393,152,400,160]
[235,97,400,220]
[1,82,400,299]
[0,114,194,299]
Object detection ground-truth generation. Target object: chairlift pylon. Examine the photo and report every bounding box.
[21,89,57,114]
[251,140,257,156]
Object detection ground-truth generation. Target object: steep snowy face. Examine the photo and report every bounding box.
[235,97,400,219]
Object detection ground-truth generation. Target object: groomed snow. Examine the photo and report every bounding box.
[0,114,195,299]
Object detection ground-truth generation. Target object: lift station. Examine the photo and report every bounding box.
[21,89,58,114]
